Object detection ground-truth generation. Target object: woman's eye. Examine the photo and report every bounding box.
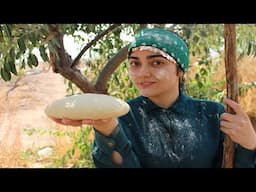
[129,61,140,67]
[152,60,163,66]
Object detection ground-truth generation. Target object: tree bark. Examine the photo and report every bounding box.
[223,24,238,168]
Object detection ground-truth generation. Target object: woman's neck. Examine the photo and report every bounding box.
[148,88,179,109]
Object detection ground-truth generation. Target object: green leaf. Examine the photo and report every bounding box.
[9,47,15,59]
[197,81,203,89]
[184,29,191,39]
[15,50,22,60]
[193,35,199,43]
[30,53,39,66]
[3,24,12,38]
[195,73,200,82]
[28,32,37,46]
[200,68,207,76]
[199,30,207,37]
[4,60,11,72]
[0,25,4,42]
[7,48,17,75]
[27,55,33,68]
[39,45,49,62]
[9,61,17,75]
[39,27,48,36]
[20,59,26,69]
[1,67,11,81]
[18,38,26,53]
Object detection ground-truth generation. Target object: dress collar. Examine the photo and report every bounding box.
[141,91,188,113]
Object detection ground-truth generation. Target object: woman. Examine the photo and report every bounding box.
[52,28,256,168]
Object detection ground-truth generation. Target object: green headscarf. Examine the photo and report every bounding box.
[128,28,189,71]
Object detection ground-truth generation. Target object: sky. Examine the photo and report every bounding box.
[63,31,134,60]
[63,35,85,59]
[30,28,135,63]
[32,34,88,62]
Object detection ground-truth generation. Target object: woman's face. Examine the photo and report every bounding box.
[128,50,183,98]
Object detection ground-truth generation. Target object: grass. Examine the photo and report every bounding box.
[20,124,94,168]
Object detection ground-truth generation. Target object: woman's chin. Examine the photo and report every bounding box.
[139,90,158,98]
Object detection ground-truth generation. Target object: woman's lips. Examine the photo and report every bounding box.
[138,82,156,89]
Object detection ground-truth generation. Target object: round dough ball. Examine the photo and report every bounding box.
[45,93,130,120]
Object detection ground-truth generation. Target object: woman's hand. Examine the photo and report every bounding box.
[220,98,256,150]
[51,117,118,136]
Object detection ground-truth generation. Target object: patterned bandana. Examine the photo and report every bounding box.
[128,28,189,71]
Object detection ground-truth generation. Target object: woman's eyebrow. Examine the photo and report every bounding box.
[128,54,165,60]
[128,56,139,60]
[146,54,165,59]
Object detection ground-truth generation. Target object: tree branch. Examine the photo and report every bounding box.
[58,66,96,93]
[48,24,95,93]
[95,45,129,93]
[223,24,237,168]
[71,24,121,68]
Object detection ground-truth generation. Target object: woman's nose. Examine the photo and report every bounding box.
[138,65,150,77]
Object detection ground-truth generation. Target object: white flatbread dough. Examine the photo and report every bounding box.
[45,93,130,120]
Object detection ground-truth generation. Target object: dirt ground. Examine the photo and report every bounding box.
[0,65,68,167]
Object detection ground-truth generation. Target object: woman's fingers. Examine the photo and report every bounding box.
[223,98,244,116]
[82,118,112,125]
[61,118,83,126]
[51,117,113,126]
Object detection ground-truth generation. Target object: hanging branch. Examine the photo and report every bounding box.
[71,24,121,68]
[223,24,238,168]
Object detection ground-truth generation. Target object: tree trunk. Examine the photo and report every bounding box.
[223,24,238,168]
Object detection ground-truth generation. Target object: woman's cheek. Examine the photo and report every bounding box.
[128,69,136,80]
[154,70,168,80]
